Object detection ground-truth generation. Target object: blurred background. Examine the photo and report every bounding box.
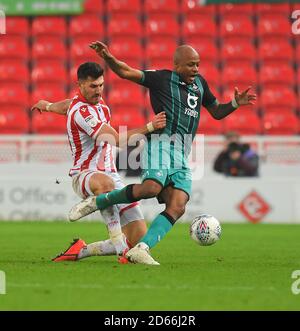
[0,0,299,223]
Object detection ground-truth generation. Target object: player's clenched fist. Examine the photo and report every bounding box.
[152,112,166,130]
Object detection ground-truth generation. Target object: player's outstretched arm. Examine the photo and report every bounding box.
[206,86,257,120]
[31,99,72,115]
[96,112,166,147]
[89,41,143,83]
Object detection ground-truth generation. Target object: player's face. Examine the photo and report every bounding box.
[176,54,200,84]
[79,76,104,104]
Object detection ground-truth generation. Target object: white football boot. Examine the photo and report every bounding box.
[125,243,160,266]
[68,196,98,222]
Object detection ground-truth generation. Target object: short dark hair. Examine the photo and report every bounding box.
[228,142,241,153]
[77,62,104,81]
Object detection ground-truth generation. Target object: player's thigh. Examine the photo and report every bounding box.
[89,172,115,195]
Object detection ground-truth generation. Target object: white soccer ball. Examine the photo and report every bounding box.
[190,214,221,246]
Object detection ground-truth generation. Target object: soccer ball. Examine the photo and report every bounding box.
[190,214,221,246]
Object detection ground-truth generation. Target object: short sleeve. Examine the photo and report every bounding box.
[74,105,103,139]
[139,70,164,89]
[201,78,217,108]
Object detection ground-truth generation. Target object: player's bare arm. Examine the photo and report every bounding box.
[89,41,143,83]
[206,86,257,120]
[96,112,166,147]
[31,99,72,115]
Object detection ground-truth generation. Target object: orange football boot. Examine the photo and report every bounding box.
[118,248,129,264]
[52,238,86,262]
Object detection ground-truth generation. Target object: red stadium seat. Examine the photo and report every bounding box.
[0,61,29,85]
[261,86,297,109]
[263,112,299,135]
[262,106,296,115]
[6,17,29,36]
[219,3,254,15]
[31,85,67,105]
[146,38,177,60]
[220,15,255,38]
[197,111,223,135]
[31,17,67,38]
[199,64,220,87]
[32,113,67,134]
[224,111,262,134]
[145,14,179,38]
[69,15,104,39]
[32,36,67,61]
[107,14,143,38]
[145,0,179,14]
[0,35,29,61]
[181,1,216,15]
[259,63,295,86]
[257,14,291,38]
[111,109,146,130]
[108,86,144,108]
[182,15,217,38]
[0,84,29,107]
[69,38,100,63]
[145,59,172,70]
[255,3,291,15]
[221,63,257,86]
[31,63,68,85]
[258,38,293,62]
[296,42,300,62]
[0,107,29,134]
[109,37,143,61]
[107,0,142,14]
[84,0,103,13]
[221,37,256,62]
[184,37,218,63]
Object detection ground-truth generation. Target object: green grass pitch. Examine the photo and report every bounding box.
[0,221,299,310]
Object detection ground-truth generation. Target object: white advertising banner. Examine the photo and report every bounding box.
[0,176,299,224]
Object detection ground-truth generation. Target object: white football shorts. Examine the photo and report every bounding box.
[72,170,144,226]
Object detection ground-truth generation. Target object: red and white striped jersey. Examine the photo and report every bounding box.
[67,91,117,176]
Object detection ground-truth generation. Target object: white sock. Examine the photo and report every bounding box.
[78,240,116,259]
[101,206,128,255]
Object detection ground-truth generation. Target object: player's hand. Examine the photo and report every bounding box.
[89,41,112,59]
[31,100,51,114]
[234,86,257,106]
[152,112,167,130]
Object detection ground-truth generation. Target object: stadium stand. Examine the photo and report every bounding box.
[31,16,67,38]
[0,107,29,134]
[1,1,299,135]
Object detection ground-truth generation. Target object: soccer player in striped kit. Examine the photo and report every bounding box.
[32,62,166,263]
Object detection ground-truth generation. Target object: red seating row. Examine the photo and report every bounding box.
[1,35,297,65]
[2,60,298,92]
[198,111,300,136]
[1,107,299,135]
[6,12,296,39]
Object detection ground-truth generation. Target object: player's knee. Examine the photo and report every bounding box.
[93,176,115,195]
[141,182,162,198]
[167,204,186,220]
